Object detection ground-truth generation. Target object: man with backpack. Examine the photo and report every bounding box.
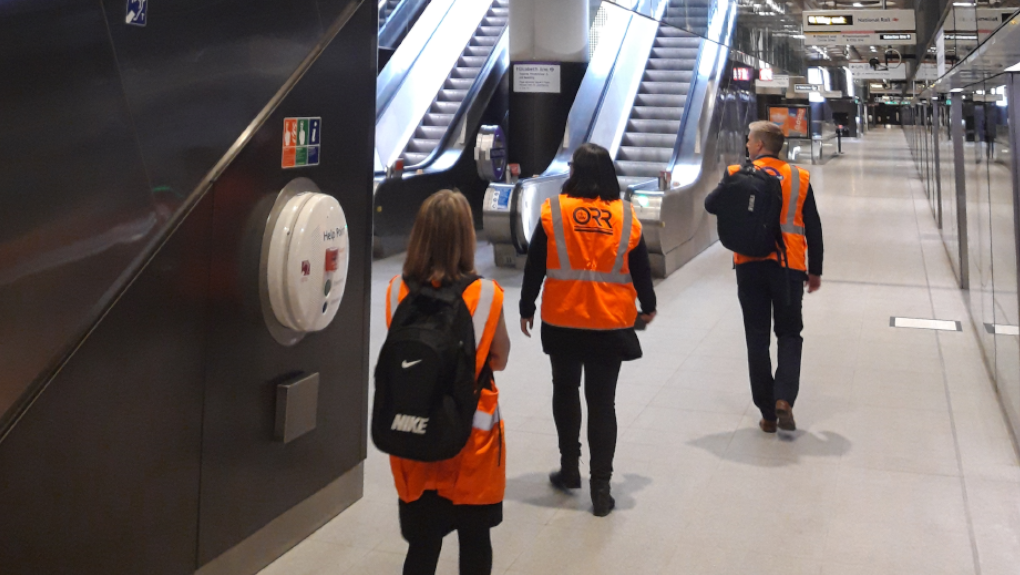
[705,121,824,433]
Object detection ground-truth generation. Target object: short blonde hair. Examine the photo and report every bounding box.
[404,189,476,284]
[749,121,785,154]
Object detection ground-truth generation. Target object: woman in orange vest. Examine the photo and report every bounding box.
[519,143,657,517]
[385,190,510,575]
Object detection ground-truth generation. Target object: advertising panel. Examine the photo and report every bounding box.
[769,107,810,138]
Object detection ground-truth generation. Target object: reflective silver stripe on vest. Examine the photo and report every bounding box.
[472,404,501,431]
[548,196,634,284]
[546,269,633,283]
[785,165,802,227]
[471,279,496,350]
[612,202,633,275]
[549,195,571,271]
[388,277,403,322]
[781,223,805,235]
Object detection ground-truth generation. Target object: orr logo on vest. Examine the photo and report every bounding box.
[571,207,614,235]
[391,414,429,435]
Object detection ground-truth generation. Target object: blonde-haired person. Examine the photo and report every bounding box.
[706,121,824,433]
[384,190,510,575]
[518,143,657,517]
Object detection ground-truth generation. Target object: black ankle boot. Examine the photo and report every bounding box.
[590,479,615,517]
[549,467,581,490]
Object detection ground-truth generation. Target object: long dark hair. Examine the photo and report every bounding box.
[562,143,621,202]
[403,189,476,284]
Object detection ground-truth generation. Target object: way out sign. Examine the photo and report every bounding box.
[282,117,322,169]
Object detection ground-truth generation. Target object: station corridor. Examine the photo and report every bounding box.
[261,129,1020,574]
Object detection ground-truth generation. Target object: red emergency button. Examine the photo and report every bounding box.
[325,248,339,272]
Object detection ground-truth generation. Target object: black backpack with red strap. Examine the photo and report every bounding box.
[371,275,487,462]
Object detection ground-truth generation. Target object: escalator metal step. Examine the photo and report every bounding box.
[465,45,493,57]
[432,101,460,115]
[423,113,455,126]
[451,66,481,78]
[617,146,675,163]
[484,16,507,26]
[646,58,697,70]
[638,81,690,95]
[615,160,669,177]
[651,47,700,59]
[403,152,429,165]
[629,106,684,121]
[658,26,695,37]
[417,126,448,140]
[438,89,468,101]
[460,55,488,67]
[445,78,474,90]
[473,36,499,46]
[479,26,504,36]
[634,93,687,107]
[655,37,702,48]
[622,131,680,147]
[627,119,681,134]
[406,138,442,153]
[643,70,694,83]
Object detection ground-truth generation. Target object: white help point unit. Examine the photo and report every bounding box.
[262,178,350,344]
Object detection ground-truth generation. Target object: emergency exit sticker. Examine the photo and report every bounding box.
[282,117,321,169]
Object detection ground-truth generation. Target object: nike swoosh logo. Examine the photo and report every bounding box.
[401,360,422,369]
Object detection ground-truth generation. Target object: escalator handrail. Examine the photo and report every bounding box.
[379,27,509,175]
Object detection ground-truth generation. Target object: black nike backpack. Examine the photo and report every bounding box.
[371,275,487,462]
[705,161,786,259]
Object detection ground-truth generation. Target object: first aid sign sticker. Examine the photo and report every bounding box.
[282,117,322,169]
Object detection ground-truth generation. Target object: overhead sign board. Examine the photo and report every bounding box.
[805,31,916,46]
[848,61,908,81]
[803,9,915,33]
[946,8,1017,33]
[755,74,790,89]
[916,63,939,82]
[794,84,822,93]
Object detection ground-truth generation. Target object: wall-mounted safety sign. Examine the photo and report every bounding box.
[126,0,148,26]
[282,117,322,169]
[513,63,561,94]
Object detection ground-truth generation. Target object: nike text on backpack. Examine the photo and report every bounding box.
[705,161,793,260]
[372,275,495,462]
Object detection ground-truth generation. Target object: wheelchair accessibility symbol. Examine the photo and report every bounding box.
[126,0,147,27]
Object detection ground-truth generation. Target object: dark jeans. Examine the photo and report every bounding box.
[735,261,805,421]
[550,355,623,482]
[400,491,494,575]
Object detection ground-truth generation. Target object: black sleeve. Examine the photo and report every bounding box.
[704,176,727,215]
[519,223,547,319]
[628,236,657,314]
[803,185,824,276]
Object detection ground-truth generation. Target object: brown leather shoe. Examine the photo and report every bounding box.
[759,419,777,433]
[776,400,796,431]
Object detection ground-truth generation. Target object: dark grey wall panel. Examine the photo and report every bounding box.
[0,196,213,575]
[0,0,155,427]
[195,1,376,566]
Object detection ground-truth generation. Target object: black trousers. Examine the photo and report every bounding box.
[735,261,805,421]
[550,355,623,482]
[400,492,494,575]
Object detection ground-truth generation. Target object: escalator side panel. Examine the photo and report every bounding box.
[376,0,492,170]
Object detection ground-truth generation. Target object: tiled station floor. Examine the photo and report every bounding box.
[261,128,1020,574]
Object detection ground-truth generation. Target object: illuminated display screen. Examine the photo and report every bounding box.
[807,15,853,26]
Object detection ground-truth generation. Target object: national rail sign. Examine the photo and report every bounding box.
[803,9,915,33]
[805,31,916,46]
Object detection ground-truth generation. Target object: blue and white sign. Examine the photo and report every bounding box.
[126,0,148,27]
[308,118,321,146]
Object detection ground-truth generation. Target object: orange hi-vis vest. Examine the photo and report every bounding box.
[540,195,643,330]
[385,275,506,506]
[729,157,810,272]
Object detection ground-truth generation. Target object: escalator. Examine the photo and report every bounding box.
[483,0,745,277]
[615,25,699,189]
[373,0,510,256]
[378,0,432,64]
[400,0,507,165]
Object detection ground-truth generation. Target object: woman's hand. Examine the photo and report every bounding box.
[521,317,534,337]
